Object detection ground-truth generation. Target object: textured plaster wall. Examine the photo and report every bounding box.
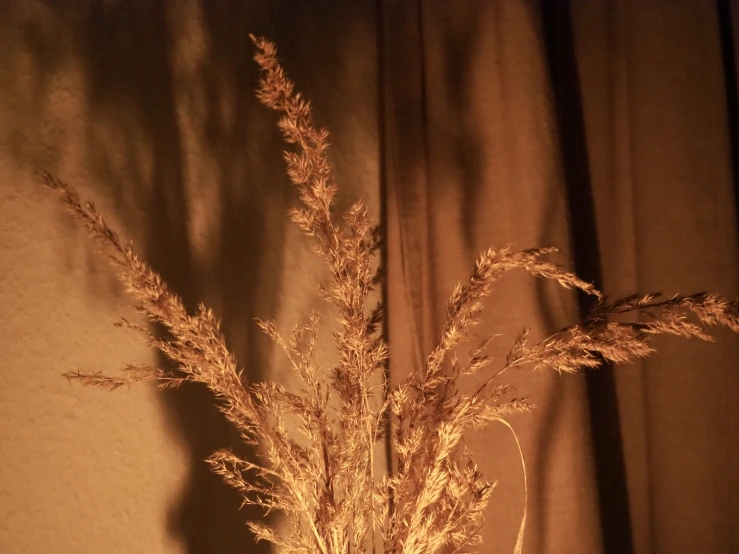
[0,2,379,553]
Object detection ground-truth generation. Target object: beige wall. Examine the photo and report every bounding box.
[0,2,379,552]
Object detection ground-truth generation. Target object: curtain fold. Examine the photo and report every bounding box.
[382,1,739,553]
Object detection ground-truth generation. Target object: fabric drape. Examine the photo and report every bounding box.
[382,2,739,553]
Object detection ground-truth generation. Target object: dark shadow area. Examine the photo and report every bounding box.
[538,2,634,553]
[0,1,379,553]
[717,0,739,245]
[433,6,487,258]
[67,4,277,552]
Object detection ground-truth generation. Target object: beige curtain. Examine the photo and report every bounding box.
[1,1,737,553]
[383,2,739,553]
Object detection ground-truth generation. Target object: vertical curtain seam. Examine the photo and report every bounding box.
[376,0,394,492]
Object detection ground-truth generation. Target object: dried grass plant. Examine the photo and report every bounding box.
[39,36,739,554]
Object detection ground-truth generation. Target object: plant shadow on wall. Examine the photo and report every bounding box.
[1,1,377,553]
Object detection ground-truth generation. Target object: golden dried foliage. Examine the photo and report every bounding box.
[39,36,739,554]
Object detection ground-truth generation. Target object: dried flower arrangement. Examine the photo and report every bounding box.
[39,36,739,554]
